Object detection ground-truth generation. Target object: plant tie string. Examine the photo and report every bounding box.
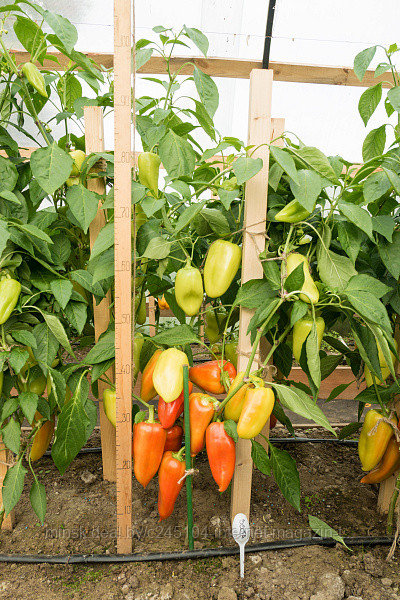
[178,468,198,485]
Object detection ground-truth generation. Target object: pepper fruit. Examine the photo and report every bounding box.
[158,295,170,310]
[292,316,325,363]
[140,349,163,402]
[175,262,204,317]
[189,393,219,456]
[364,340,397,387]
[210,343,222,359]
[225,342,238,370]
[138,152,161,198]
[361,435,400,484]
[358,409,397,472]
[0,277,21,324]
[133,419,167,488]
[69,150,86,176]
[164,425,184,452]
[205,307,227,344]
[275,199,311,223]
[206,421,236,492]
[135,294,147,325]
[189,360,236,395]
[237,386,275,439]
[21,62,48,98]
[103,388,116,427]
[204,240,242,298]
[158,450,186,521]
[152,348,189,403]
[285,253,319,304]
[224,372,264,422]
[158,381,193,429]
[132,204,148,235]
[30,413,55,462]
[133,332,144,379]
[19,373,47,396]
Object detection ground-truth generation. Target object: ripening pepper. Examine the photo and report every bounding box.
[361,435,400,484]
[30,413,55,462]
[158,450,186,521]
[204,240,242,298]
[0,277,21,324]
[152,348,189,403]
[133,419,167,488]
[189,393,219,456]
[133,332,144,379]
[164,425,184,452]
[103,388,116,427]
[206,421,236,492]
[225,342,238,370]
[237,386,275,439]
[292,316,325,363]
[138,152,161,198]
[158,295,170,310]
[158,381,193,429]
[364,340,397,387]
[140,349,163,402]
[204,307,227,344]
[69,150,86,176]
[285,253,319,304]
[189,360,236,395]
[275,199,311,223]
[21,62,48,98]
[224,372,264,422]
[135,294,147,325]
[358,409,397,472]
[175,262,204,316]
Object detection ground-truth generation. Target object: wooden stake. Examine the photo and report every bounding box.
[0,437,14,530]
[148,297,156,337]
[85,106,116,483]
[114,0,133,554]
[230,70,273,521]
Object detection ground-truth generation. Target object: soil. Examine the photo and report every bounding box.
[1,427,400,599]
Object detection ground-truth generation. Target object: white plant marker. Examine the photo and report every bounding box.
[232,512,250,578]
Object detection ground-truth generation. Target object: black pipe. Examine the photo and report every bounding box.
[0,536,392,565]
[262,0,277,69]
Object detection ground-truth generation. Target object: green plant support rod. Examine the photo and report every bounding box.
[183,364,194,551]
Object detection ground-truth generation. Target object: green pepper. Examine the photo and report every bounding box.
[175,261,204,316]
[292,315,325,363]
[132,204,147,234]
[69,150,86,176]
[204,240,241,298]
[21,62,48,98]
[225,341,238,370]
[133,332,144,379]
[138,152,161,198]
[205,307,227,344]
[103,388,116,427]
[135,294,147,325]
[285,253,319,304]
[0,277,21,325]
[275,199,311,223]
[19,374,47,396]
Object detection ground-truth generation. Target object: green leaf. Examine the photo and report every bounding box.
[338,201,373,240]
[224,420,238,442]
[290,300,308,327]
[141,195,165,218]
[306,322,321,389]
[193,66,219,118]
[272,383,336,434]
[317,241,357,292]
[345,274,390,298]
[152,324,199,347]
[2,458,27,515]
[308,515,350,551]
[372,215,395,242]
[338,422,362,439]
[44,10,78,53]
[65,183,100,233]
[269,442,301,512]
[193,208,230,237]
[84,336,115,365]
[0,155,18,192]
[1,417,21,454]
[234,279,277,310]
[142,236,170,260]
[233,157,263,185]
[8,348,29,374]
[379,231,400,279]
[0,220,10,256]
[184,26,209,56]
[337,222,363,264]
[64,301,87,334]
[354,46,376,81]
[16,223,53,245]
[358,83,382,125]
[13,15,45,57]
[10,329,37,349]
[30,480,47,524]
[49,279,73,310]
[46,366,66,410]
[30,143,73,195]
[363,171,391,203]
[387,86,400,111]
[284,263,305,294]
[43,313,75,358]
[362,125,386,161]
[320,354,343,381]
[32,322,59,371]
[251,440,271,476]
[158,131,195,178]
[19,392,38,424]
[290,146,338,184]
[270,146,299,184]
[218,188,239,210]
[136,47,153,71]
[346,290,392,334]
[174,200,206,233]
[289,169,322,212]
[90,221,114,260]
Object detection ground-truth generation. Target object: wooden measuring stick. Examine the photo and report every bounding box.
[85,106,117,483]
[114,0,133,554]
[230,70,273,521]
[0,437,14,530]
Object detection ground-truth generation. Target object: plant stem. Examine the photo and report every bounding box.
[387,471,400,535]
[183,365,194,550]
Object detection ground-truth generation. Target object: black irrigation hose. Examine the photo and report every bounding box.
[0,536,393,565]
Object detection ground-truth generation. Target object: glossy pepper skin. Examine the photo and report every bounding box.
[103,388,116,427]
[175,262,204,316]
[133,421,167,488]
[189,393,218,456]
[0,278,21,325]
[140,349,163,402]
[22,62,48,97]
[133,332,144,380]
[224,372,264,422]
[285,253,319,304]
[204,240,242,298]
[158,450,186,521]
[135,294,147,325]
[237,386,275,439]
[205,307,227,344]
[158,295,170,310]
[275,199,311,223]
[206,421,236,492]
[164,425,184,452]
[358,409,397,472]
[189,360,236,395]
[158,381,193,429]
[30,413,55,462]
[138,152,161,197]
[69,150,86,176]
[364,340,397,387]
[361,435,400,484]
[152,348,189,403]
[225,342,238,370]
[292,316,325,363]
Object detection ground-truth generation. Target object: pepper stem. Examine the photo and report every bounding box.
[147,405,155,423]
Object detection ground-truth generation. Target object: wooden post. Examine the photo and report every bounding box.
[85,106,117,483]
[230,70,273,521]
[0,438,14,530]
[148,297,156,337]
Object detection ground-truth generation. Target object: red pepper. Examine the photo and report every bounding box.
[158,450,186,521]
[189,360,236,394]
[189,392,218,456]
[132,418,167,488]
[206,421,236,492]
[158,382,193,429]
[140,349,162,402]
[164,425,183,452]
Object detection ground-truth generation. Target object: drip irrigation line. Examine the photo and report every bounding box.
[0,536,393,565]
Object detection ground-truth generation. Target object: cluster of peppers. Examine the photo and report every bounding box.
[358,409,400,484]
